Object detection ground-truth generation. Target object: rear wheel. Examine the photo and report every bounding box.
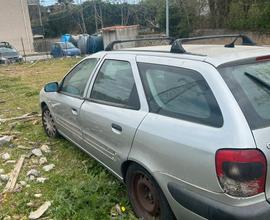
[42,106,59,138]
[126,163,175,220]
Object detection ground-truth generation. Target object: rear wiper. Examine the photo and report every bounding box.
[244,72,270,90]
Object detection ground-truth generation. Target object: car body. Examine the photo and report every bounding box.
[40,37,270,220]
[50,42,81,58]
[0,42,22,64]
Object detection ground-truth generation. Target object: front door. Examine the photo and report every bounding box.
[50,58,99,145]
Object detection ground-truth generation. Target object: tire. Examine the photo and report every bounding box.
[42,105,59,138]
[126,163,176,220]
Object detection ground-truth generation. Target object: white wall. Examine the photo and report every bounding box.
[103,25,139,50]
[0,0,34,53]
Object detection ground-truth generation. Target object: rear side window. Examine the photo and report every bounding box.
[220,61,270,129]
[90,60,140,110]
[138,63,223,127]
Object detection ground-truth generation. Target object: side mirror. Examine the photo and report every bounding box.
[44,82,59,92]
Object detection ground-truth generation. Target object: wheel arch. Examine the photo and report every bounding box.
[41,101,48,110]
[122,159,177,219]
[121,159,154,183]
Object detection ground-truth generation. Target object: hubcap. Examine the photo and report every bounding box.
[43,110,56,137]
[132,172,160,218]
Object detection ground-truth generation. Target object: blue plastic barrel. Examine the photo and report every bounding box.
[87,35,104,54]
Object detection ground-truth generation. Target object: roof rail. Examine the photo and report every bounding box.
[105,37,175,51]
[170,34,256,54]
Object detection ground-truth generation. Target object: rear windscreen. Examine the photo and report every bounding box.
[220,61,270,129]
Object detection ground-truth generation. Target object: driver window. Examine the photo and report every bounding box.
[60,58,99,97]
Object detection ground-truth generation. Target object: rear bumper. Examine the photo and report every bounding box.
[168,182,270,220]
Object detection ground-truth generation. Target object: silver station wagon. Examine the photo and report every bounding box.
[40,35,270,220]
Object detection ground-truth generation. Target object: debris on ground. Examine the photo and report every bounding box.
[32,148,43,157]
[2,153,10,161]
[0,169,5,174]
[40,144,51,153]
[34,193,42,198]
[3,155,25,193]
[19,180,27,186]
[31,158,39,165]
[13,183,23,192]
[17,145,32,150]
[36,177,47,183]
[0,100,6,104]
[0,112,40,123]
[8,144,16,148]
[29,175,35,181]
[42,164,55,172]
[39,157,47,165]
[0,174,9,182]
[28,201,51,220]
[4,160,16,164]
[111,204,126,219]
[32,120,39,125]
[27,169,39,177]
[27,202,34,207]
[0,136,12,147]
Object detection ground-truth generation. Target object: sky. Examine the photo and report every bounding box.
[40,0,84,6]
[40,0,140,6]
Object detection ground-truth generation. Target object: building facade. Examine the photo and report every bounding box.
[0,0,34,53]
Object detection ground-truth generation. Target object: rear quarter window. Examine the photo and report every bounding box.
[138,63,223,127]
[220,61,270,129]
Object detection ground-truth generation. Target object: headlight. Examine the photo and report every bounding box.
[18,55,23,59]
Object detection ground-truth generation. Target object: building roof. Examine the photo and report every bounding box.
[102,25,139,32]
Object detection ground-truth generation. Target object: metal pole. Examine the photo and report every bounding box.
[80,0,87,33]
[166,0,169,36]
[21,38,26,62]
[38,0,45,36]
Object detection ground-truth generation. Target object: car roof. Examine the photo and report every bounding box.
[97,44,270,68]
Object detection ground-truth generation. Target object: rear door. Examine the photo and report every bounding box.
[80,54,148,177]
[50,58,99,145]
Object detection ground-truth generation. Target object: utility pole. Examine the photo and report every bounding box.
[94,2,98,32]
[166,0,169,36]
[94,1,103,33]
[38,0,45,36]
[79,0,87,33]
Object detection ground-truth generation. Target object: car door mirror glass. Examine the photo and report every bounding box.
[44,82,59,92]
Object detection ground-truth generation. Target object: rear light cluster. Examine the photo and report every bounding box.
[256,55,270,62]
[215,149,267,197]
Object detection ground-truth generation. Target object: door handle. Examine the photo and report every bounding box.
[111,123,122,133]
[71,108,78,116]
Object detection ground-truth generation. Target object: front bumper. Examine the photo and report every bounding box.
[168,182,270,220]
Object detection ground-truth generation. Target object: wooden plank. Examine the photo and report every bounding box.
[0,112,40,123]
[3,155,25,193]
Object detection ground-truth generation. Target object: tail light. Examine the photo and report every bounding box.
[215,149,266,197]
[256,55,270,62]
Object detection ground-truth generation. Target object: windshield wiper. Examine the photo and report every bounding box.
[244,72,270,90]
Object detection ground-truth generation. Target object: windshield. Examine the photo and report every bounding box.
[60,42,75,49]
[220,61,270,129]
[0,47,17,54]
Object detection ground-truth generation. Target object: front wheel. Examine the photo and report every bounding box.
[42,106,59,138]
[126,163,175,220]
